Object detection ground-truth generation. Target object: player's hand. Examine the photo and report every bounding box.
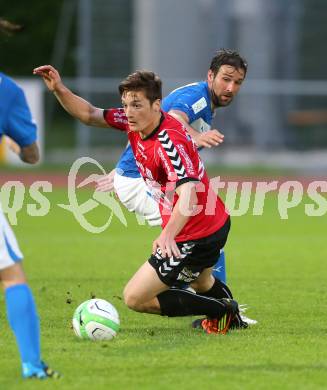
[194,129,224,148]
[5,137,21,155]
[33,65,62,92]
[95,169,116,193]
[152,231,181,259]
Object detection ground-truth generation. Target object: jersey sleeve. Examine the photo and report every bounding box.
[163,90,208,124]
[4,87,37,147]
[103,108,128,131]
[156,129,199,188]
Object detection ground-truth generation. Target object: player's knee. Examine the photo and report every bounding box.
[123,288,142,311]
[0,264,27,290]
[1,279,26,291]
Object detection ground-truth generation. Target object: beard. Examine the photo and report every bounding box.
[210,89,233,108]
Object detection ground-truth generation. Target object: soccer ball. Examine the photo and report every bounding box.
[72,299,120,341]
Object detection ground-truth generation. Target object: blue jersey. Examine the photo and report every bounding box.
[116,145,141,178]
[162,81,213,133]
[0,72,37,147]
[116,81,213,178]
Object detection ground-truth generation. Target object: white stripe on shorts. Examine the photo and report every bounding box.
[0,209,23,270]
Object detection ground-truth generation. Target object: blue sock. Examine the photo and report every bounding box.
[212,250,226,283]
[5,284,41,366]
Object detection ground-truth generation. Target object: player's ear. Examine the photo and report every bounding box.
[153,99,161,113]
[207,69,214,84]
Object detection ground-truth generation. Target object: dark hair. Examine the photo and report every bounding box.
[209,49,248,77]
[119,70,162,103]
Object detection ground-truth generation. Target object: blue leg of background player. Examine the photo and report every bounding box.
[211,249,226,283]
[211,249,258,326]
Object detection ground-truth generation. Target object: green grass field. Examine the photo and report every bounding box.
[0,184,326,390]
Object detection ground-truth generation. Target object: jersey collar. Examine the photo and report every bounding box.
[142,111,165,141]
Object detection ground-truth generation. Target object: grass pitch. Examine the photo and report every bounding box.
[0,184,326,390]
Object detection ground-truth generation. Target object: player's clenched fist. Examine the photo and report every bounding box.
[33,65,62,92]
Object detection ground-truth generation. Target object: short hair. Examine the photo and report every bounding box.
[209,49,248,77]
[119,70,162,103]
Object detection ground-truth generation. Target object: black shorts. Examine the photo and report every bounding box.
[148,217,230,287]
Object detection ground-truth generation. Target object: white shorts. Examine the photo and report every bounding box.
[0,209,23,270]
[113,173,162,226]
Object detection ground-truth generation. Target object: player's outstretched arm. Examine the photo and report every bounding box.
[33,65,108,128]
[169,109,224,148]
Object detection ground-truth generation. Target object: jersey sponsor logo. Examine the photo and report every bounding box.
[113,116,128,125]
[176,144,195,176]
[137,141,147,160]
[177,267,200,283]
[113,110,128,125]
[191,97,207,115]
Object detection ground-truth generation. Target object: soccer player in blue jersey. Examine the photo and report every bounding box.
[0,19,59,379]
[97,50,246,283]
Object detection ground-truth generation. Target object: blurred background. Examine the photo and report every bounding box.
[1,0,327,174]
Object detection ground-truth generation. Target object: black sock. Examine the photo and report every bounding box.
[157,288,227,318]
[201,278,234,299]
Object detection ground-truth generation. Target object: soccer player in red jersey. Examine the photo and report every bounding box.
[34,65,247,333]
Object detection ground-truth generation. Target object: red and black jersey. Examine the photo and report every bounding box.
[104,108,228,242]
